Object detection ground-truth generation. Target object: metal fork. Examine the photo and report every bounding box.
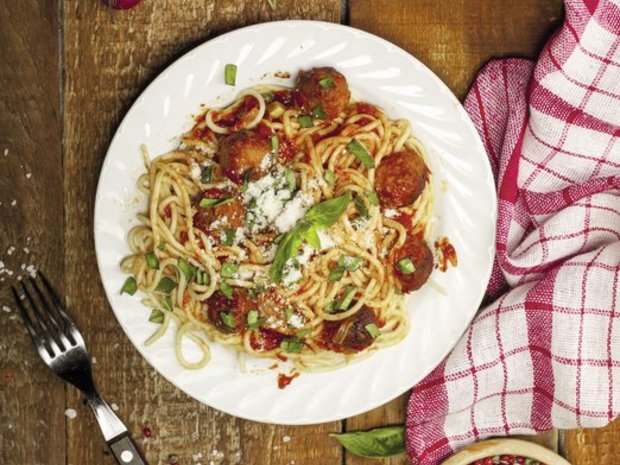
[12,273,147,465]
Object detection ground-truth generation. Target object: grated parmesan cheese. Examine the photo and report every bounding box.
[287,314,303,328]
[317,230,337,250]
[274,192,313,233]
[190,162,202,181]
[384,208,399,218]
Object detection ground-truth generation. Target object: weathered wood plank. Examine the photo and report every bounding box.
[347,1,563,464]
[0,1,65,464]
[62,1,342,464]
[563,419,620,465]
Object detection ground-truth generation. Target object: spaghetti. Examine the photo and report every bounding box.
[121,67,439,372]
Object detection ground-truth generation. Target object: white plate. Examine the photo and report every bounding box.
[94,20,496,425]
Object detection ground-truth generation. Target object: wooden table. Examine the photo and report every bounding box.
[1,1,618,464]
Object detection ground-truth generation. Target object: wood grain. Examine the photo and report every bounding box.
[61,1,341,464]
[563,419,620,465]
[0,1,65,464]
[346,1,564,464]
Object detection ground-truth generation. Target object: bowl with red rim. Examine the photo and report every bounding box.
[441,439,572,465]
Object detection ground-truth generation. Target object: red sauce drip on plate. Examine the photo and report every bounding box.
[277,372,300,389]
[434,236,458,272]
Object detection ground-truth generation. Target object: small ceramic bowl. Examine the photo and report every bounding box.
[441,439,572,465]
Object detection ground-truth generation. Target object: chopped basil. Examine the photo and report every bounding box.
[145,252,159,270]
[397,257,416,275]
[353,194,369,219]
[298,115,314,128]
[220,281,234,299]
[199,197,233,209]
[241,171,251,193]
[222,228,235,246]
[195,270,209,286]
[155,277,177,294]
[270,134,279,153]
[311,105,327,120]
[328,266,345,282]
[339,287,356,310]
[177,258,197,282]
[157,242,166,251]
[224,63,237,86]
[120,277,138,295]
[269,228,303,282]
[248,284,265,299]
[365,190,380,206]
[200,165,213,184]
[330,426,405,458]
[247,310,259,326]
[301,224,320,250]
[318,77,335,89]
[295,328,312,339]
[161,295,173,312]
[339,256,363,272]
[280,339,303,353]
[303,191,351,229]
[325,169,335,186]
[220,311,236,329]
[348,139,375,169]
[285,167,296,191]
[149,309,165,324]
[285,306,294,322]
[325,300,338,313]
[221,262,239,278]
[365,323,380,339]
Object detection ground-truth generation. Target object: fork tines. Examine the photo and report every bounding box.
[12,273,78,357]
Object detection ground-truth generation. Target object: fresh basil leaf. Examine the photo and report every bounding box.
[330,426,405,458]
[353,194,369,219]
[157,242,166,251]
[200,165,213,184]
[328,266,345,282]
[155,277,177,294]
[145,252,159,270]
[220,311,236,328]
[222,228,235,246]
[199,197,233,209]
[121,277,138,295]
[280,339,303,353]
[338,256,364,272]
[149,309,165,324]
[177,258,197,282]
[348,139,374,169]
[220,282,234,299]
[304,191,351,229]
[365,190,379,206]
[295,328,312,339]
[339,286,357,310]
[318,77,335,89]
[269,229,302,282]
[221,262,239,279]
[302,225,321,250]
[311,105,327,120]
[298,115,314,128]
[365,323,380,339]
[324,169,336,186]
[161,295,173,312]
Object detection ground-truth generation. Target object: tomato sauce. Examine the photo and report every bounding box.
[272,90,304,108]
[249,327,287,352]
[356,102,380,118]
[277,137,300,163]
[164,204,172,219]
[277,372,300,389]
[214,95,259,130]
[468,455,545,465]
[434,236,458,272]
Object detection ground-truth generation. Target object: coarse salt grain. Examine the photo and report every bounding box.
[282,435,291,443]
[3,148,8,156]
[7,246,15,255]
[2,306,11,313]
[91,357,97,364]
[64,408,77,419]
[10,200,17,207]
[26,173,32,179]
[111,403,119,411]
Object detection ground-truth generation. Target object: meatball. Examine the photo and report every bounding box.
[324,307,378,353]
[295,67,350,120]
[219,130,272,184]
[375,150,428,209]
[391,236,433,293]
[192,190,244,237]
[205,288,252,333]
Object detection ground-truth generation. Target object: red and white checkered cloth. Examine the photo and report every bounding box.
[405,1,620,463]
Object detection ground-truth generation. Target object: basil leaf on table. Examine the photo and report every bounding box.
[330,426,405,458]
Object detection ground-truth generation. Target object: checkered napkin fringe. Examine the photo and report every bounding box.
[405,1,620,464]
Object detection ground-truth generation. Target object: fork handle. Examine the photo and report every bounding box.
[109,434,148,465]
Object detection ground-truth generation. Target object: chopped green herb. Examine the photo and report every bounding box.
[155,277,177,294]
[222,228,235,246]
[348,139,375,169]
[200,165,213,184]
[149,309,165,324]
[311,105,327,120]
[177,258,197,282]
[220,311,236,329]
[285,306,294,322]
[157,242,166,251]
[199,197,233,209]
[325,169,336,186]
[280,339,303,353]
[248,284,265,299]
[354,194,369,219]
[397,257,416,275]
[303,191,351,228]
[339,256,364,272]
[318,77,335,89]
[120,277,138,295]
[285,167,296,191]
[301,225,321,250]
[270,134,279,153]
[295,328,312,339]
[365,323,380,339]
[298,115,314,128]
[220,281,234,299]
[195,270,209,286]
[161,295,173,312]
[145,252,159,270]
[365,190,380,206]
[221,262,239,278]
[241,171,251,193]
[339,287,357,310]
[328,266,345,282]
[247,310,259,326]
[325,300,338,313]
[224,63,237,86]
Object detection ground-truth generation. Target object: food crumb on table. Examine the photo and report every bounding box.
[111,403,119,411]
[282,435,291,443]
[64,408,77,419]
[2,305,11,313]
